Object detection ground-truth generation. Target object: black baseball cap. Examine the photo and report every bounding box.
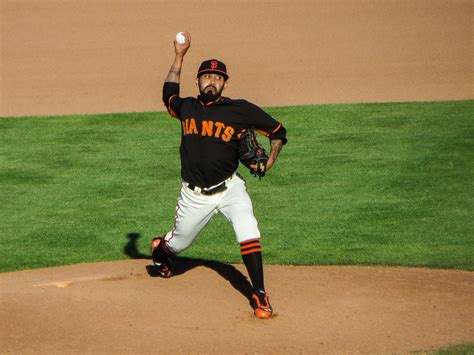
[197,59,229,80]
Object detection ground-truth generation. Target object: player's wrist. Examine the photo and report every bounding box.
[266,159,274,171]
[174,46,189,60]
[173,54,184,65]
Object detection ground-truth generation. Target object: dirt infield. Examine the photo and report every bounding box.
[1,0,472,117]
[1,0,473,353]
[1,260,473,353]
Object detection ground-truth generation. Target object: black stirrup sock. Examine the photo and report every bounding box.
[240,239,265,292]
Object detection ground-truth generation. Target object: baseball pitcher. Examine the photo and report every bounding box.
[151,32,287,319]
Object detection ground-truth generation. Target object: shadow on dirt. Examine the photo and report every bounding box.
[124,233,149,259]
[124,233,253,300]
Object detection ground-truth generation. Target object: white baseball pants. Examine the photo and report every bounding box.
[164,173,260,254]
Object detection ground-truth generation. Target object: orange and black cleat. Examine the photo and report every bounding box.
[150,237,162,255]
[150,237,173,278]
[251,289,273,319]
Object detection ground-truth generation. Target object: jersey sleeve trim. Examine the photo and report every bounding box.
[256,122,286,142]
[166,95,179,118]
[256,128,270,137]
[271,123,282,134]
[260,121,287,144]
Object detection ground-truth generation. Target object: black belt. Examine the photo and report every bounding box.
[188,181,227,195]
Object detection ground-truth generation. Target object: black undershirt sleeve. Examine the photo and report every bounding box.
[269,124,288,144]
[162,82,183,119]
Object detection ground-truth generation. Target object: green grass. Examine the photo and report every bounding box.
[414,342,474,354]
[1,100,473,272]
[433,342,474,354]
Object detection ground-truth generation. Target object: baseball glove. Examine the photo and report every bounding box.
[238,128,268,178]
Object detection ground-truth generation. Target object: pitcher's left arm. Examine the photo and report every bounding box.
[243,101,287,171]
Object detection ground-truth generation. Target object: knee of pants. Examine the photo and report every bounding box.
[232,215,261,244]
[164,230,197,254]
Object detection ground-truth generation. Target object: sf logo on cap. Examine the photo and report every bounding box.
[211,60,218,69]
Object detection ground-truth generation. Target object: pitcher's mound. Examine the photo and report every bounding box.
[1,259,472,353]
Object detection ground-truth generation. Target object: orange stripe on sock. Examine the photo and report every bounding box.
[241,247,262,255]
[240,242,261,251]
[240,238,260,246]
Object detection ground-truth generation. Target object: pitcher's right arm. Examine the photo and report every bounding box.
[163,32,191,118]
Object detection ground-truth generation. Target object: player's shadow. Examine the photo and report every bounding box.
[124,233,254,300]
[124,232,149,259]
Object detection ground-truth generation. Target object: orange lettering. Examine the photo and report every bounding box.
[184,119,190,135]
[214,122,225,138]
[201,121,214,136]
[188,118,198,134]
[222,126,235,142]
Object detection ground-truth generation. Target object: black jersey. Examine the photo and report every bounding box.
[163,82,287,188]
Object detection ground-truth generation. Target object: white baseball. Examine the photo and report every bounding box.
[176,32,186,44]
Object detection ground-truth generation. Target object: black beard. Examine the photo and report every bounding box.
[200,89,220,103]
